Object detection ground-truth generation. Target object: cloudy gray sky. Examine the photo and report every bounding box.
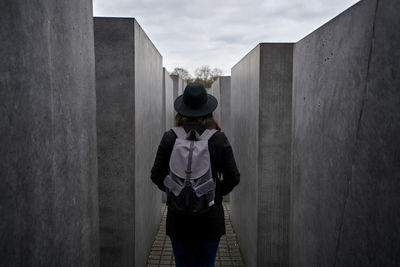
[93,0,359,76]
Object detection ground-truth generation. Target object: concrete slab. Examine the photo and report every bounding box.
[94,17,163,267]
[0,1,99,266]
[211,76,232,137]
[219,76,232,141]
[211,76,232,202]
[163,68,174,131]
[210,78,222,124]
[182,80,187,91]
[291,0,400,265]
[170,74,185,101]
[162,68,174,203]
[230,43,293,267]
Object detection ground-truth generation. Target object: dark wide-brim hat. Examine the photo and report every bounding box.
[174,82,218,117]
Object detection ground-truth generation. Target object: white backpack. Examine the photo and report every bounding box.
[163,127,217,215]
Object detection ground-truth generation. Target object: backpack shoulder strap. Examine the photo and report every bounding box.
[171,127,187,139]
[199,129,218,141]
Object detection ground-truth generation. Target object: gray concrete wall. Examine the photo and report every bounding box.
[290,0,400,266]
[219,76,232,202]
[219,76,232,140]
[210,78,221,124]
[133,20,163,267]
[211,77,231,203]
[162,68,174,203]
[94,18,135,267]
[94,17,163,267]
[258,44,293,267]
[171,74,184,101]
[182,80,187,92]
[163,68,174,131]
[0,1,99,266]
[230,43,293,267]
[230,45,260,267]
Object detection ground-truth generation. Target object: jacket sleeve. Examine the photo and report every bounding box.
[219,134,240,195]
[151,131,174,192]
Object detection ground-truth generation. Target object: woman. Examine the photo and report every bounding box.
[151,82,240,267]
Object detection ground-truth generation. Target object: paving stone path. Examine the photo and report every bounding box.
[147,202,245,267]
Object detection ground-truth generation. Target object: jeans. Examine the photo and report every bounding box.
[170,238,220,267]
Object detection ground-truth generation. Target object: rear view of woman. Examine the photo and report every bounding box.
[151,82,240,267]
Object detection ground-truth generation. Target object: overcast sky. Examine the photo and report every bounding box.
[93,0,359,76]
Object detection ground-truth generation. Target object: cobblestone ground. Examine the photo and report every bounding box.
[147,202,245,267]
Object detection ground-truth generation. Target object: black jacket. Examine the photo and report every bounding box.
[150,121,240,240]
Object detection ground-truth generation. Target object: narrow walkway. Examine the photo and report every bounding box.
[147,202,245,267]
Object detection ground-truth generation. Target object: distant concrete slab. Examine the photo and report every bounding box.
[0,1,98,266]
[219,76,232,141]
[211,76,232,138]
[170,74,185,101]
[163,68,174,131]
[210,78,222,124]
[291,0,400,265]
[230,43,293,267]
[211,76,232,202]
[162,68,174,203]
[94,17,163,267]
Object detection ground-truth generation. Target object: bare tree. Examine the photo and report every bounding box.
[170,66,223,88]
[211,68,223,78]
[171,67,191,81]
[194,65,223,88]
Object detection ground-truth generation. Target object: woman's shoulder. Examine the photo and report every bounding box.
[209,130,230,148]
[159,130,178,147]
[164,129,176,138]
[210,130,226,140]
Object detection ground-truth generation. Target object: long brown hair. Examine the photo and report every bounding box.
[175,113,221,131]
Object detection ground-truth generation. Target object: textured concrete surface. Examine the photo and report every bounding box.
[0,1,99,266]
[171,74,185,101]
[162,69,174,203]
[230,45,259,267]
[291,0,400,266]
[94,17,163,267]
[211,76,232,202]
[221,76,231,202]
[163,68,174,131]
[230,43,293,267]
[147,203,245,266]
[182,80,187,94]
[134,19,164,267]
[210,78,221,123]
[219,76,232,141]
